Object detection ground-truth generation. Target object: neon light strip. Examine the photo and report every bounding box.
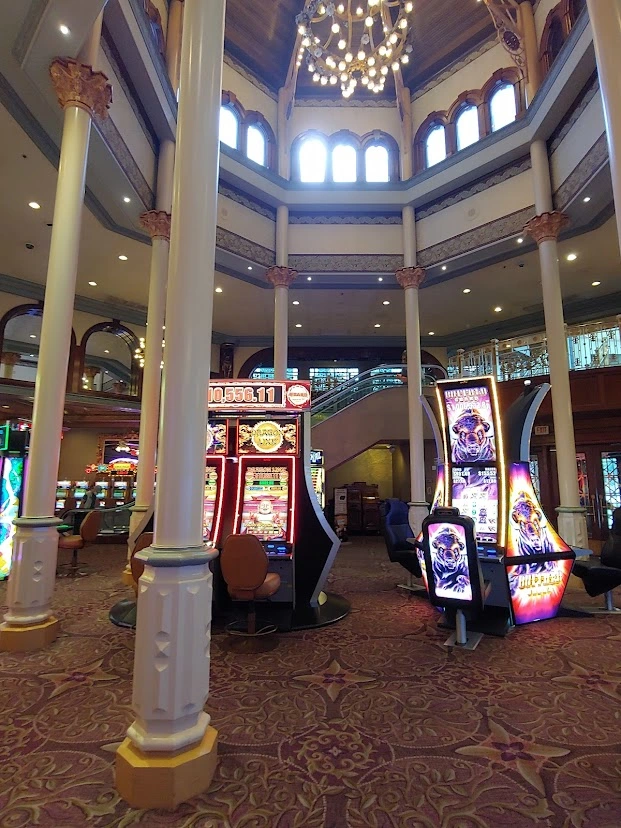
[207,456,227,544]
[435,386,450,505]
[489,375,507,549]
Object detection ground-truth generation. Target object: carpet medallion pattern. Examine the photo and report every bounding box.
[1,538,621,827]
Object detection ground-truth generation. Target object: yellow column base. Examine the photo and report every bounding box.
[121,567,135,588]
[0,616,60,652]
[115,726,218,810]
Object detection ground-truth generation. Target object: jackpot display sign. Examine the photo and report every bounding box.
[208,380,311,411]
[427,521,472,601]
[443,384,497,464]
[239,465,289,541]
[0,456,25,579]
[451,466,498,542]
[237,419,298,455]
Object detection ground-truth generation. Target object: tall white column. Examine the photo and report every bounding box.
[268,205,296,381]
[518,0,542,105]
[586,0,621,256]
[115,0,224,809]
[0,60,111,653]
[397,205,428,535]
[524,140,587,547]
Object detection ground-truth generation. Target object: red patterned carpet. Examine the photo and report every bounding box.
[2,537,621,827]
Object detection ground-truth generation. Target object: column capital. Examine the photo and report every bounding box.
[524,211,569,245]
[83,366,100,379]
[396,266,425,289]
[266,266,297,288]
[140,210,172,241]
[1,352,21,366]
[49,58,112,119]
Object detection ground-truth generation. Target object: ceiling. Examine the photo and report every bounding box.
[224,0,495,99]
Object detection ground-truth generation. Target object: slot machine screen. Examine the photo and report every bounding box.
[451,466,498,543]
[0,456,25,579]
[427,520,472,602]
[443,383,497,464]
[203,468,219,540]
[74,481,88,501]
[113,482,127,500]
[239,465,289,542]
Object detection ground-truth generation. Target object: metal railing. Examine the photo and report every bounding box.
[448,316,621,381]
[311,363,447,426]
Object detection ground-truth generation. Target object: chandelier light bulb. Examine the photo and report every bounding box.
[378,44,386,55]
[389,32,398,44]
[401,54,409,63]
[345,51,353,62]
[358,50,365,60]
[361,75,369,85]
[365,15,373,26]
[337,3,345,12]
[356,6,364,14]
[319,4,325,13]
[369,0,380,5]
[320,75,328,84]
[381,65,389,74]
[313,72,320,81]
[340,71,348,80]
[308,62,315,71]
[331,22,340,33]
[405,1,413,10]
[338,38,346,49]
[368,56,375,66]
[339,61,346,70]
[369,67,377,77]
[399,18,407,28]
[298,24,306,34]
[330,75,338,84]
[302,36,310,46]
[392,61,399,71]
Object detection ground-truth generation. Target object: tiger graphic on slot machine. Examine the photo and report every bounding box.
[431,527,470,594]
[451,408,496,463]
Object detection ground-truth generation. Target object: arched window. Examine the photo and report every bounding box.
[299,137,328,183]
[332,143,357,183]
[425,125,447,168]
[547,17,565,66]
[456,105,480,151]
[365,144,390,182]
[246,124,267,166]
[569,0,586,21]
[489,83,517,132]
[219,106,239,149]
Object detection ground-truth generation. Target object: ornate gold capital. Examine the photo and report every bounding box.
[49,58,112,119]
[1,352,20,366]
[524,211,569,245]
[266,266,297,288]
[396,266,425,289]
[140,210,172,241]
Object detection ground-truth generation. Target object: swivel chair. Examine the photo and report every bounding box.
[421,508,491,650]
[573,508,621,613]
[220,534,281,644]
[57,509,102,577]
[107,532,153,629]
[380,498,425,593]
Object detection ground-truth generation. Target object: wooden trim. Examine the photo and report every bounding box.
[79,321,142,397]
[539,0,584,77]
[221,90,276,170]
[291,129,400,183]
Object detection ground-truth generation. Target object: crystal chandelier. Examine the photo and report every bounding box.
[295,0,414,98]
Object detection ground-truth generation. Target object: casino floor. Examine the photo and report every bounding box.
[1,535,620,827]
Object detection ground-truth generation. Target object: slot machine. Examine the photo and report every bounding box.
[73,480,88,506]
[432,377,576,632]
[112,479,128,503]
[95,480,109,505]
[310,449,325,509]
[203,418,228,544]
[0,422,29,580]
[56,480,72,512]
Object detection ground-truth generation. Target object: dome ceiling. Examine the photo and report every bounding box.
[224,0,496,98]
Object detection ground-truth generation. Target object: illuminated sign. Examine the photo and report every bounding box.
[0,424,9,452]
[208,380,311,411]
[451,466,498,543]
[238,419,298,456]
[206,419,228,455]
[506,558,573,624]
[442,384,497,464]
[506,463,571,558]
[0,456,25,579]
[427,521,472,602]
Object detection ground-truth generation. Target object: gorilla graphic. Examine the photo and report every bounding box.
[511,491,554,556]
[430,526,471,597]
[451,408,496,463]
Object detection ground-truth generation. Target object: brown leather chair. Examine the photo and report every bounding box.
[220,534,281,636]
[130,532,153,595]
[57,509,103,577]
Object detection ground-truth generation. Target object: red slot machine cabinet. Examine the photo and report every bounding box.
[203,418,228,545]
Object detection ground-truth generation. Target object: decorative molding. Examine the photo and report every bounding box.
[140,210,171,240]
[549,73,599,153]
[266,267,297,288]
[215,227,275,267]
[289,212,402,225]
[411,39,498,102]
[95,115,155,209]
[288,254,404,274]
[482,0,527,75]
[396,267,426,289]
[418,205,535,268]
[295,97,397,108]
[222,53,278,102]
[49,59,112,119]
[554,133,608,211]
[128,0,178,113]
[416,156,532,220]
[218,184,276,221]
[524,211,570,244]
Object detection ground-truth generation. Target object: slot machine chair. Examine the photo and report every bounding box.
[573,508,621,613]
[107,532,153,629]
[380,499,425,594]
[220,534,282,643]
[56,509,103,578]
[421,509,492,650]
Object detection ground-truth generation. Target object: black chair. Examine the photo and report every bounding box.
[421,508,491,650]
[573,508,621,613]
[380,499,425,592]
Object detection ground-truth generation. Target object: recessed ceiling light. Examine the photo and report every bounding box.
[374,323,381,328]
[88,281,97,286]
[28,201,40,210]
[59,24,70,35]
[123,196,131,203]
[247,266,253,271]
[29,334,36,339]
[307,276,312,281]
[1,406,8,409]
[295,323,302,327]
[441,266,447,271]
[566,253,577,261]
[494,306,502,313]
[428,331,435,335]
[215,287,223,293]
[292,300,300,305]
[517,237,523,244]
[118,255,128,261]
[592,280,601,286]
[104,349,110,354]
[382,300,390,305]
[378,277,383,282]
[463,288,471,294]
[583,196,591,203]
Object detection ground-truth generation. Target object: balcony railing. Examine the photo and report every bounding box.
[448,316,621,381]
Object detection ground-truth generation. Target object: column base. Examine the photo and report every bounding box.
[556,506,589,549]
[115,726,218,809]
[121,565,135,588]
[0,616,60,652]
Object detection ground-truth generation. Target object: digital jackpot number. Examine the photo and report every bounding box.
[208,384,277,406]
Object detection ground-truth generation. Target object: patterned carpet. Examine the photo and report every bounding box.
[2,537,621,827]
